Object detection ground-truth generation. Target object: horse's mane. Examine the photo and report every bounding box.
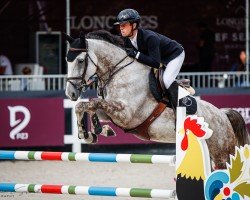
[86,30,125,48]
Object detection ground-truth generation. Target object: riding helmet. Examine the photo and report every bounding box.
[114,9,141,25]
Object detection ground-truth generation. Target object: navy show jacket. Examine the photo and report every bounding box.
[124,28,184,68]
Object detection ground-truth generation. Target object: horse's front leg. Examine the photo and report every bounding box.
[91,113,102,135]
[75,98,131,143]
[75,100,114,143]
[88,112,116,137]
[75,102,98,143]
[90,98,133,126]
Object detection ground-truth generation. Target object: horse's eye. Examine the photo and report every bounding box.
[78,58,84,64]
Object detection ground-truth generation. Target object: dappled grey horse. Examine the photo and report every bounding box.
[65,30,249,168]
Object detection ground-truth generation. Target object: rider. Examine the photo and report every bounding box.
[114,8,185,109]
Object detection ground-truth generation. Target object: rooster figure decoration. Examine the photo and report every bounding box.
[175,111,250,200]
[176,114,213,200]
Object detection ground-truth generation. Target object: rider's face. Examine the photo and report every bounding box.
[119,22,133,37]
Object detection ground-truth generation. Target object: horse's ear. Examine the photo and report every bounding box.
[79,31,86,46]
[63,32,75,44]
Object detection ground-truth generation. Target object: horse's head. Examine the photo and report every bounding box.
[65,32,97,101]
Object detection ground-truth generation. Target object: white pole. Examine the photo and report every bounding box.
[246,0,249,86]
[66,0,70,50]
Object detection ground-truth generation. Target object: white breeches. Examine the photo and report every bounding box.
[163,51,185,89]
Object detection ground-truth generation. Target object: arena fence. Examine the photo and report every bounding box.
[0,71,249,91]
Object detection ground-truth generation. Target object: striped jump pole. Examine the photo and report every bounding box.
[0,183,176,199]
[0,151,175,165]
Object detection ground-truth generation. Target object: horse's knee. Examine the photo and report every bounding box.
[75,102,85,113]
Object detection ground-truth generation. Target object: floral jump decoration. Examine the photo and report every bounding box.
[205,145,250,200]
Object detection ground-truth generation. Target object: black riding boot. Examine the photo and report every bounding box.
[166,81,179,111]
[167,81,197,114]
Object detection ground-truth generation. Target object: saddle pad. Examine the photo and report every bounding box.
[149,69,163,102]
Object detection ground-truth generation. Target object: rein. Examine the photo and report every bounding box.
[66,46,134,96]
[96,56,135,98]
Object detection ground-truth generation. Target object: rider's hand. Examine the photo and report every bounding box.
[125,48,138,58]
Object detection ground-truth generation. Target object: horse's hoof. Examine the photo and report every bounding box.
[101,125,116,137]
[92,134,98,143]
[84,132,98,144]
[94,126,102,135]
[78,128,89,139]
[106,128,116,136]
[78,132,85,139]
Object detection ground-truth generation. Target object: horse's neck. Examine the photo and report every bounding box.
[88,39,151,102]
[87,39,130,75]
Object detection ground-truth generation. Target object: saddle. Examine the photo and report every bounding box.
[125,67,197,140]
[155,66,195,98]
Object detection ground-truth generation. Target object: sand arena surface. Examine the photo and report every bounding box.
[0,160,175,200]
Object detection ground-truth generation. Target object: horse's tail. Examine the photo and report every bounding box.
[223,109,250,146]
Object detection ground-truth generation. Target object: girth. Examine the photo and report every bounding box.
[124,102,167,140]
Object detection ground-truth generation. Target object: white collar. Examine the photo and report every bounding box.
[129,31,138,43]
[129,31,138,49]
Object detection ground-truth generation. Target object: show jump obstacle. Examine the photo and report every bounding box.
[0,151,176,199]
[1,91,249,199]
[0,183,175,199]
[0,151,175,165]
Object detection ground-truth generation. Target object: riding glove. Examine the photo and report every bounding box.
[125,48,138,58]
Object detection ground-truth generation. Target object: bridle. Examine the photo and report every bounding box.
[66,41,135,96]
[66,47,91,92]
